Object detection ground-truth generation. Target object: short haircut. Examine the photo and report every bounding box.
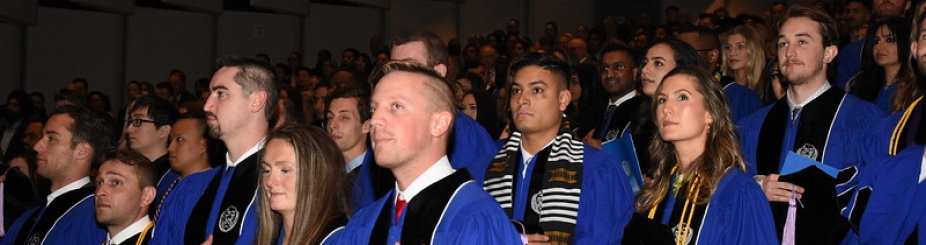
[216,56,280,120]
[72,78,88,89]
[170,69,186,82]
[598,42,637,68]
[130,95,179,129]
[371,60,456,130]
[98,148,156,188]
[343,48,359,57]
[778,4,839,48]
[509,52,572,88]
[392,29,449,68]
[50,105,113,164]
[325,85,372,122]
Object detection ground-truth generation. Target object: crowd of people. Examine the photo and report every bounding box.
[2,0,926,244]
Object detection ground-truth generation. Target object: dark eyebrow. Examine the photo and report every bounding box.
[211,85,228,91]
[528,80,547,86]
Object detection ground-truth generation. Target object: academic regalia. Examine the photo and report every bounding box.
[484,123,635,244]
[722,82,763,123]
[840,146,926,245]
[874,82,898,114]
[105,216,154,245]
[273,215,347,245]
[324,169,522,245]
[350,149,394,212]
[184,145,263,245]
[624,169,778,244]
[2,178,106,245]
[149,168,219,245]
[449,110,497,184]
[594,94,655,175]
[1,165,40,233]
[737,87,883,243]
[151,154,170,185]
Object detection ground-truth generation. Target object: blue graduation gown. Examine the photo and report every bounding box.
[738,94,883,176]
[874,82,898,114]
[450,111,497,183]
[324,177,522,244]
[1,188,106,245]
[723,83,764,123]
[511,146,635,244]
[351,150,396,212]
[840,146,926,244]
[653,169,778,244]
[149,168,219,245]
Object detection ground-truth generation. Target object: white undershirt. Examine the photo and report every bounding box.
[47,177,91,204]
[225,138,266,169]
[106,216,151,245]
[394,156,455,202]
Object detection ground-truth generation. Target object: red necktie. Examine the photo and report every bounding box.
[395,195,407,223]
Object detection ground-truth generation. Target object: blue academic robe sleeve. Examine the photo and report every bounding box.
[0,207,36,245]
[449,111,497,183]
[697,169,778,244]
[724,83,764,123]
[573,146,635,244]
[150,168,220,245]
[41,197,107,244]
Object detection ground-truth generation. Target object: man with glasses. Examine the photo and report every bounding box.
[582,43,654,176]
[125,96,179,182]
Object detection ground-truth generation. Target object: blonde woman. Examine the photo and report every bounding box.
[722,24,767,97]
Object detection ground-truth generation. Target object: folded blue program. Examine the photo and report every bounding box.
[780,151,838,178]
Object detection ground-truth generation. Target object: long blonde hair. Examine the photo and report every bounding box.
[635,66,747,213]
[256,125,351,245]
[722,25,767,96]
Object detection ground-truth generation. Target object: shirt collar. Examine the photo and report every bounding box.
[518,138,556,178]
[48,177,91,204]
[610,90,638,107]
[787,82,831,110]
[394,156,455,202]
[345,150,368,173]
[107,216,151,245]
[226,138,266,168]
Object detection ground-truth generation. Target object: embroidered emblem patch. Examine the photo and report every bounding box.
[218,206,240,233]
[605,129,620,141]
[797,143,819,160]
[530,192,543,214]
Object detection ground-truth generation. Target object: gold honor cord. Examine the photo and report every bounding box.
[647,166,703,245]
[890,96,923,155]
[135,222,154,245]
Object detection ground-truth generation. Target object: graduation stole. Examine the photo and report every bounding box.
[756,88,845,175]
[647,169,707,245]
[185,151,262,245]
[369,170,473,245]
[484,120,583,245]
[889,96,926,155]
[14,184,95,245]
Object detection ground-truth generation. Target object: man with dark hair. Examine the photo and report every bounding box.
[326,60,521,244]
[324,86,393,211]
[185,56,277,245]
[95,149,157,245]
[149,112,218,244]
[391,29,500,183]
[68,78,89,98]
[738,5,883,244]
[341,48,360,70]
[2,105,110,245]
[126,95,179,182]
[485,52,634,244]
[168,69,197,107]
[582,43,654,176]
[2,90,34,162]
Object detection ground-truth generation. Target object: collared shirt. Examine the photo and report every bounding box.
[787,82,832,111]
[394,156,455,202]
[519,139,556,178]
[609,90,638,108]
[106,216,151,245]
[920,156,926,184]
[345,150,368,173]
[48,177,91,204]
[226,138,267,169]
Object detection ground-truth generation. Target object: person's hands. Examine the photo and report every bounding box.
[761,174,804,202]
[524,233,551,245]
[582,129,603,150]
[200,235,213,245]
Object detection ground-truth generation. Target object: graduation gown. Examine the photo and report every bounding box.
[184,151,262,245]
[874,82,898,114]
[1,182,106,245]
[324,170,522,245]
[594,95,655,175]
[350,149,394,212]
[840,146,926,244]
[449,111,497,184]
[723,82,764,123]
[737,89,883,243]
[149,168,219,245]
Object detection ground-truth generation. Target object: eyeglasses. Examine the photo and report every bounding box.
[125,118,157,128]
[599,63,628,73]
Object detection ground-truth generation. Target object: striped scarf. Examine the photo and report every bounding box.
[484,120,584,245]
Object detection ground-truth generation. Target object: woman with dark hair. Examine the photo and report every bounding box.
[88,91,116,120]
[626,66,777,244]
[848,18,912,114]
[567,64,606,139]
[257,125,350,245]
[460,88,500,139]
[271,88,307,130]
[354,53,372,75]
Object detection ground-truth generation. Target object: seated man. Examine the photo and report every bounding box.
[325,60,521,244]
[95,149,157,245]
